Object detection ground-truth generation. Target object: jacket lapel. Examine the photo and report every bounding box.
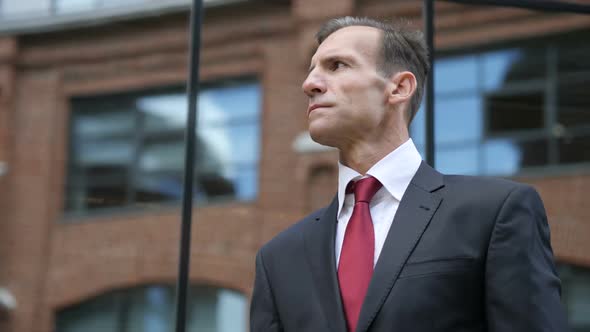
[304,196,348,332]
[356,162,444,332]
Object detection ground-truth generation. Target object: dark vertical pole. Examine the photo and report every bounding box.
[423,0,435,167]
[174,0,204,332]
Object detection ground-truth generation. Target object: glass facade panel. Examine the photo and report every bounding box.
[436,145,480,175]
[482,139,521,175]
[410,104,426,148]
[435,96,482,144]
[486,90,545,134]
[102,0,145,8]
[435,55,478,94]
[2,0,50,17]
[134,172,183,204]
[65,79,261,214]
[413,30,590,176]
[482,49,525,91]
[138,94,187,134]
[558,34,590,77]
[490,46,546,84]
[57,292,120,332]
[199,82,261,124]
[217,289,247,332]
[559,264,590,332]
[558,80,590,129]
[56,285,247,332]
[55,0,94,13]
[559,135,590,164]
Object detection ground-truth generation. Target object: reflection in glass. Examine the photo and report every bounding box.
[436,145,480,175]
[558,32,590,77]
[484,138,549,170]
[55,0,94,13]
[435,55,478,94]
[410,104,425,147]
[488,47,546,85]
[483,139,548,173]
[65,79,260,214]
[486,90,545,134]
[482,49,525,91]
[482,139,520,175]
[559,264,590,332]
[199,83,261,124]
[560,135,590,164]
[66,108,134,212]
[102,0,145,8]
[558,80,590,128]
[411,31,590,176]
[435,96,482,143]
[56,285,247,332]
[1,0,51,16]
[57,291,120,332]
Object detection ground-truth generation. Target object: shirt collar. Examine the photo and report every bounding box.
[337,138,422,218]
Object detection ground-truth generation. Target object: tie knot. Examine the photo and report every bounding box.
[346,176,382,204]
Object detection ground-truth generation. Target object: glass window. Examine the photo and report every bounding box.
[57,292,120,332]
[56,285,247,332]
[65,79,261,214]
[558,79,590,129]
[559,135,590,164]
[1,0,51,17]
[485,89,545,134]
[102,0,145,9]
[436,145,480,175]
[483,47,546,90]
[55,0,94,13]
[412,30,590,176]
[482,49,525,91]
[558,264,590,332]
[435,55,478,95]
[435,96,483,144]
[482,139,521,175]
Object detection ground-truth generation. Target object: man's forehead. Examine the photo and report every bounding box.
[311,26,382,63]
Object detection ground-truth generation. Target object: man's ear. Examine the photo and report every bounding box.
[387,71,417,105]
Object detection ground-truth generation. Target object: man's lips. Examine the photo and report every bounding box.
[308,104,331,115]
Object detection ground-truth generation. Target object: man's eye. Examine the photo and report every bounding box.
[331,61,346,70]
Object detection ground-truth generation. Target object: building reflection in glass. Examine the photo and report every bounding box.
[65,79,260,214]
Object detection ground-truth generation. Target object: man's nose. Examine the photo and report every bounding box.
[302,72,326,97]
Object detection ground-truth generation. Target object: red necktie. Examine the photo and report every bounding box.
[338,176,383,332]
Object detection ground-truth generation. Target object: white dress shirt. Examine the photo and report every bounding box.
[335,139,422,267]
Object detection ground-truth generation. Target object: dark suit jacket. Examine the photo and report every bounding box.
[250,162,568,332]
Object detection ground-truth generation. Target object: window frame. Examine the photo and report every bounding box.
[417,29,590,177]
[62,76,261,220]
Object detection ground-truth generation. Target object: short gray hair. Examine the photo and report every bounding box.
[316,16,429,124]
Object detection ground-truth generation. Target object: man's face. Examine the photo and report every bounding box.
[302,26,390,149]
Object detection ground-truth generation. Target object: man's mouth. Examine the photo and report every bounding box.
[308,104,331,115]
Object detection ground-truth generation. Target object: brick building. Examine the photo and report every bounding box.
[0,0,589,331]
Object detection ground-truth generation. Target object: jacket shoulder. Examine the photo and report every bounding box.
[443,174,533,194]
[440,174,541,211]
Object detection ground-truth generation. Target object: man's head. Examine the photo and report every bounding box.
[302,17,429,150]
[316,17,429,122]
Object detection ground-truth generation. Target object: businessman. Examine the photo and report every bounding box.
[250,16,568,332]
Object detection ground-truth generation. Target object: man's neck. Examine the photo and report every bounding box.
[339,136,409,175]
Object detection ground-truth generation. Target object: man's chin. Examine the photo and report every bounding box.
[309,128,338,148]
